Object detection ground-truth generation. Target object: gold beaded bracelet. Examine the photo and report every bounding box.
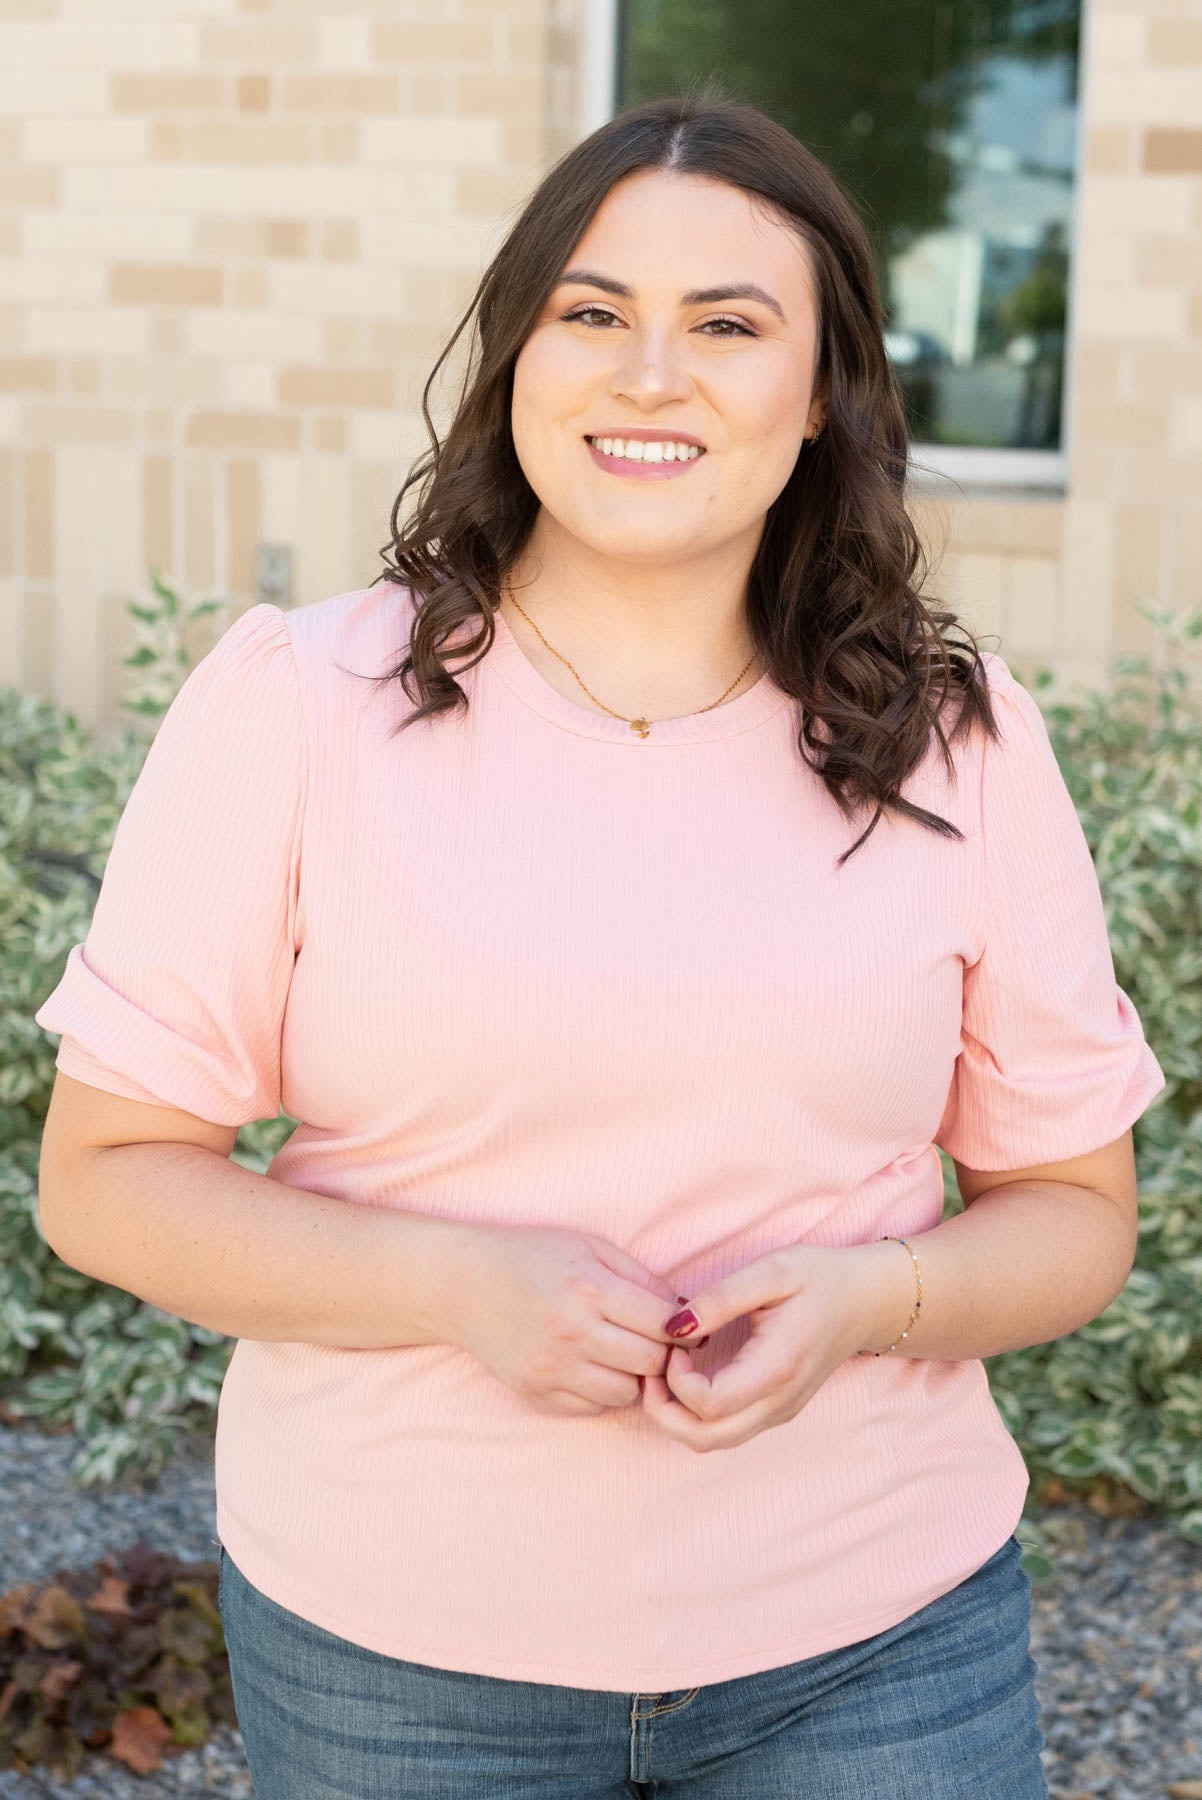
[855,1235,923,1356]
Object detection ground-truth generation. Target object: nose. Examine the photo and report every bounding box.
[608,326,693,407]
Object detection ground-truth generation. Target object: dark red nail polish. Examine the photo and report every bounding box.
[665,1308,698,1338]
[676,1294,689,1305]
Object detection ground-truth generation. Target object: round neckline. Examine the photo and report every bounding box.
[481,605,793,746]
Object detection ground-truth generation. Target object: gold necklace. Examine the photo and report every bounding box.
[502,591,760,740]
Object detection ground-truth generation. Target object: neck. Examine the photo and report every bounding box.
[498,541,761,702]
[498,588,762,723]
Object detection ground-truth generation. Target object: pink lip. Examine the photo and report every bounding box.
[583,438,703,482]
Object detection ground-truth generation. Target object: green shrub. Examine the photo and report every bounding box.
[4,577,1201,1567]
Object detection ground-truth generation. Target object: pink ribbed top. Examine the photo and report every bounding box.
[34,583,1166,1690]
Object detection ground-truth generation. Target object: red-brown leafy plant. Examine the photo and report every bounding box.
[0,1539,235,1781]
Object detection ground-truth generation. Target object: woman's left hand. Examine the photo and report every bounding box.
[641,1245,883,1453]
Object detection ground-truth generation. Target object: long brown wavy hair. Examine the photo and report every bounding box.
[361,84,1002,867]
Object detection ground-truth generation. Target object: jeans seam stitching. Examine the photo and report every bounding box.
[647,1688,700,1716]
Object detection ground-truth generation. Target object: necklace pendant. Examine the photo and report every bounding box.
[629,717,651,739]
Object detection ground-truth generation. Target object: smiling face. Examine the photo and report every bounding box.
[509,167,825,577]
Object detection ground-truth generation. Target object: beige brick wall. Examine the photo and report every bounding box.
[1,0,1198,733]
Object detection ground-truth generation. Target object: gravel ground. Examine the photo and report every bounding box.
[0,1418,1199,1799]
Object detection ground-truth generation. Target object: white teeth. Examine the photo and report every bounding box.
[589,437,702,462]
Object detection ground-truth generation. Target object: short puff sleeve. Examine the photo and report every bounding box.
[934,653,1166,1170]
[34,602,306,1127]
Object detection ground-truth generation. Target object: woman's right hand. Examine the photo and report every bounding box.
[444,1224,692,1416]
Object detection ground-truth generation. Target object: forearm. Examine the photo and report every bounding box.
[41,1140,478,1350]
[846,1179,1138,1361]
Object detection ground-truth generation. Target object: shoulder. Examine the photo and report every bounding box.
[961,652,1083,859]
[267,580,433,725]
[888,649,1055,846]
[976,648,1043,717]
[938,648,1049,775]
[945,652,1067,828]
[282,580,418,672]
[895,647,1021,796]
[973,650,1060,774]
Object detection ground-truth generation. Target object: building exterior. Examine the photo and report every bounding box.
[1,0,1199,733]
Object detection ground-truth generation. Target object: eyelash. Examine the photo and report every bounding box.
[560,305,756,339]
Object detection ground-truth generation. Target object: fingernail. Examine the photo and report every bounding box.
[676,1294,689,1306]
[637,1375,645,1394]
[697,1336,710,1348]
[665,1309,698,1338]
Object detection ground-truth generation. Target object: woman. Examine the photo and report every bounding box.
[36,93,1165,1796]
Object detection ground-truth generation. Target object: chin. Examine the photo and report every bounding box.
[580,526,707,558]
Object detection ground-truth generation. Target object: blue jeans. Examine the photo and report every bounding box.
[218,1532,1049,1797]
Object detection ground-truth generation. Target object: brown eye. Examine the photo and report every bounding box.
[562,306,618,327]
[702,317,755,338]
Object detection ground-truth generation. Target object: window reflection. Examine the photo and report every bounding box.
[618,0,1079,453]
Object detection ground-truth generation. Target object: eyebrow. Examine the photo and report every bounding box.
[554,267,787,325]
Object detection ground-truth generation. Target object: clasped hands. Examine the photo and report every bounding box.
[640,1243,898,1455]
